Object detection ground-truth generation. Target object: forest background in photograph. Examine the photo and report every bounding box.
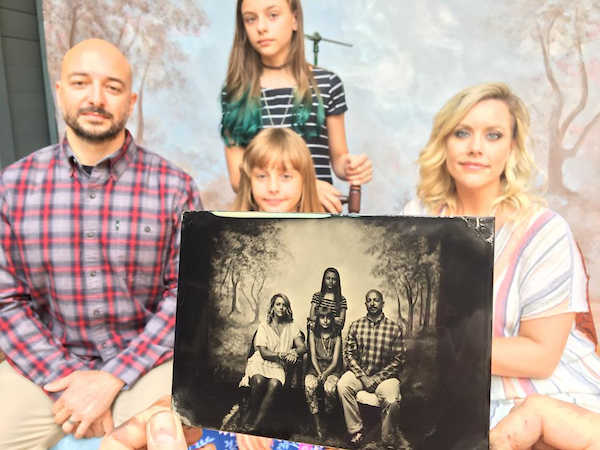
[41,0,600,329]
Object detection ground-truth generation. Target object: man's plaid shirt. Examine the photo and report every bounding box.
[0,132,200,392]
[344,313,406,385]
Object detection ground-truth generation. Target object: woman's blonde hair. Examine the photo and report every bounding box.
[232,128,324,213]
[417,82,545,218]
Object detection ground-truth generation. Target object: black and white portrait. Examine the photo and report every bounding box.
[173,212,494,450]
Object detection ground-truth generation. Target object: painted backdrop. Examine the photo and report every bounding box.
[41,0,600,326]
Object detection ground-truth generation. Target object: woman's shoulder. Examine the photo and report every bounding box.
[516,206,573,240]
[400,197,429,216]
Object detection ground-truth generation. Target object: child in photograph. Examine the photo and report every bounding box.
[304,306,342,439]
[308,268,347,333]
[232,127,324,213]
[221,0,372,213]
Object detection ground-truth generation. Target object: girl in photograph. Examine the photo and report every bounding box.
[402,82,600,428]
[240,293,306,432]
[221,0,372,213]
[309,267,346,332]
[232,127,324,213]
[304,306,342,439]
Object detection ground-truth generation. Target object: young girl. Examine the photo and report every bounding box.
[309,267,346,332]
[222,0,372,213]
[232,127,324,213]
[304,306,342,439]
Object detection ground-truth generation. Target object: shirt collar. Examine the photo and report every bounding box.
[366,313,385,325]
[60,130,136,181]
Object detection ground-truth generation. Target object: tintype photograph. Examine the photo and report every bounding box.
[172,212,494,450]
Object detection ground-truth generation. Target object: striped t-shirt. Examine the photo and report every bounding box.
[402,198,600,427]
[223,67,348,184]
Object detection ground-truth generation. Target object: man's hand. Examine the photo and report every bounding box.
[45,370,125,438]
[342,154,372,186]
[316,179,342,213]
[359,375,377,393]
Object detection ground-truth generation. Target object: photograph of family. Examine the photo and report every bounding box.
[172,212,494,449]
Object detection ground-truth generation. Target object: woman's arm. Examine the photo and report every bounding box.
[322,336,341,379]
[225,145,245,192]
[308,332,321,376]
[309,303,317,324]
[335,309,346,329]
[492,312,575,378]
[256,345,283,363]
[293,335,307,358]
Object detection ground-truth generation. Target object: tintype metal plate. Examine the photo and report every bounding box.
[172,212,494,450]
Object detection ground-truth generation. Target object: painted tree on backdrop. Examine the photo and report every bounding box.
[491,0,600,195]
[212,222,288,324]
[365,223,441,338]
[41,0,207,145]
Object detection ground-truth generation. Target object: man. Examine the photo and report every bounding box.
[338,289,406,448]
[0,39,201,449]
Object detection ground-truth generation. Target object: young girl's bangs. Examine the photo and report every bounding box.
[248,138,305,174]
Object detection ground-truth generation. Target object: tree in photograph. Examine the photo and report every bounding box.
[211,222,287,323]
[41,0,207,144]
[365,223,440,337]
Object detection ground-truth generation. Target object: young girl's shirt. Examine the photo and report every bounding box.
[222,68,347,184]
[311,291,347,318]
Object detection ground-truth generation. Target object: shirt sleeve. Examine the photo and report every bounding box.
[519,213,588,321]
[372,322,406,385]
[344,321,367,378]
[325,71,348,117]
[254,322,270,349]
[311,292,320,305]
[0,188,87,392]
[340,296,348,310]
[100,176,202,387]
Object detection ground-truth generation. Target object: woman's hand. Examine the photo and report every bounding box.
[316,179,342,213]
[284,352,298,365]
[236,433,273,450]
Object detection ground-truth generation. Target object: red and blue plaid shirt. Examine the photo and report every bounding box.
[0,131,201,393]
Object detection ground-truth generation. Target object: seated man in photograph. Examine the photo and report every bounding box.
[338,289,406,448]
[0,38,201,449]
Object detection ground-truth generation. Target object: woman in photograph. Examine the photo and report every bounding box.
[240,293,306,432]
[309,267,347,333]
[402,82,600,427]
[304,306,342,439]
[221,0,372,213]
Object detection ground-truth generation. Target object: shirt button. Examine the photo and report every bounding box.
[93,309,100,316]
[101,342,107,348]
[89,193,96,199]
[87,231,94,237]
[90,271,97,277]
[145,226,151,232]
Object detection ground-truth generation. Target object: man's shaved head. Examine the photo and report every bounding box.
[56,38,137,147]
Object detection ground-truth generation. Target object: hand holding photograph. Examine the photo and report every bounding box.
[172,212,494,450]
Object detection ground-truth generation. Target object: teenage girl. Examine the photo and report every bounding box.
[232,127,324,213]
[309,267,346,332]
[304,306,342,439]
[222,0,373,213]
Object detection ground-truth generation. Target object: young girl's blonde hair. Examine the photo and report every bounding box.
[417,82,545,219]
[232,128,324,213]
[221,0,324,146]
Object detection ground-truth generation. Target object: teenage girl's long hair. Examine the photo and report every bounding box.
[221,0,325,147]
[320,267,343,309]
[232,128,324,213]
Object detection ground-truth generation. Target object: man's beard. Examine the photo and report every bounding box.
[64,107,127,143]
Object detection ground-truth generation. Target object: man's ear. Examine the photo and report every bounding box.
[128,92,138,115]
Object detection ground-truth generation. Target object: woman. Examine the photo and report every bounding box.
[403,82,600,427]
[309,267,347,332]
[240,293,306,431]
